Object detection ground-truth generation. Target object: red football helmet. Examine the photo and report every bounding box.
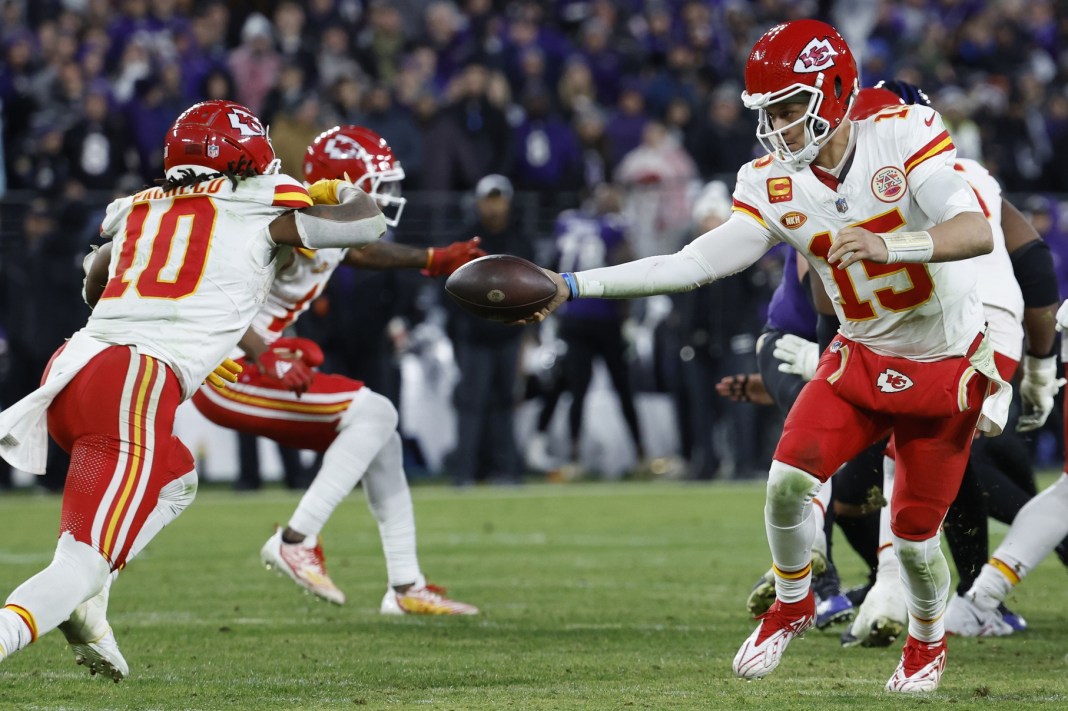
[304,126,406,226]
[164,100,279,181]
[742,20,859,167]
[849,87,905,121]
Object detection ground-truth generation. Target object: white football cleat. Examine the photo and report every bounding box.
[58,579,129,682]
[381,584,479,615]
[733,591,815,680]
[944,594,1014,637]
[842,573,907,647]
[261,528,346,605]
[886,635,946,693]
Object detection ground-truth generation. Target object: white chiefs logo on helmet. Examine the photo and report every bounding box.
[877,369,914,393]
[793,38,838,73]
[227,108,265,136]
[324,135,369,161]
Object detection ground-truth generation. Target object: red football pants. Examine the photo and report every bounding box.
[191,357,363,453]
[47,345,192,570]
[775,338,988,540]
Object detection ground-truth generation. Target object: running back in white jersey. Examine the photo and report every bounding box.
[249,247,346,344]
[85,173,313,396]
[731,104,985,360]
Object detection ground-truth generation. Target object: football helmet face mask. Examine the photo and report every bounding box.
[742,20,858,168]
[164,100,279,180]
[304,126,407,227]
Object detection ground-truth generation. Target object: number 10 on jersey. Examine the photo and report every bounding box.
[100,195,217,301]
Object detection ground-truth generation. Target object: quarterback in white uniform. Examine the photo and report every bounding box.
[526,20,1001,692]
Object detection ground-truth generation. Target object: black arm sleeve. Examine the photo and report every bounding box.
[1010,239,1060,308]
[817,312,841,352]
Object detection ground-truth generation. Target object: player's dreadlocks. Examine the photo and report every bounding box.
[157,156,259,192]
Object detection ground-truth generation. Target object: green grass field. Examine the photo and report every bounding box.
[1,480,1067,710]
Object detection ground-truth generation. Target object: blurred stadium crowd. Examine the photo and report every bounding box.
[2,0,1068,487]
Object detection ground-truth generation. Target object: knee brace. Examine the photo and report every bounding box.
[765,460,822,528]
[156,469,198,522]
[336,388,399,435]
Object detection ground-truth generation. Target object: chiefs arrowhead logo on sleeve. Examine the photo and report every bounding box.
[793,38,838,73]
[767,177,793,203]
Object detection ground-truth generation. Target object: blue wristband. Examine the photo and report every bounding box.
[561,272,579,301]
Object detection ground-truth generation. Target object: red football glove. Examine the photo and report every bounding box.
[424,237,486,277]
[258,346,314,395]
[270,337,324,368]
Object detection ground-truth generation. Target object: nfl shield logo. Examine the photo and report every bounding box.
[835,197,848,213]
[207,144,220,158]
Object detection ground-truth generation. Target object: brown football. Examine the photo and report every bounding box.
[445,254,557,322]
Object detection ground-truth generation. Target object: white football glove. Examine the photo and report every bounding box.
[1016,355,1066,432]
[774,333,819,381]
[1055,299,1068,332]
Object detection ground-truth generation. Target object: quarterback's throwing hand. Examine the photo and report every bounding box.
[513,271,570,325]
[827,227,888,269]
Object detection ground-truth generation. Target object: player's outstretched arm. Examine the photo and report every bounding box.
[269,188,386,249]
[518,219,773,324]
[343,237,484,275]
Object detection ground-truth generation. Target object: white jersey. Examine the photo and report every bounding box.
[249,247,346,344]
[732,104,984,360]
[85,173,313,396]
[954,158,1024,360]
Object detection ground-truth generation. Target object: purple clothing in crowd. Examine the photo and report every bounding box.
[513,116,582,192]
[765,248,818,341]
[555,209,627,321]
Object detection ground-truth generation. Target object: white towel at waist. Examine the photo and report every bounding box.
[0,331,112,474]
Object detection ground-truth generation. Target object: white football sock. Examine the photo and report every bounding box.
[970,473,1068,610]
[876,455,899,576]
[59,469,199,636]
[0,533,110,656]
[288,389,398,539]
[765,460,823,603]
[968,564,1014,613]
[125,469,198,563]
[362,432,422,588]
[894,533,950,643]
[811,480,832,558]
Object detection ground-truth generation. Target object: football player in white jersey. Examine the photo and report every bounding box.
[822,85,1064,640]
[843,85,1065,638]
[522,20,1003,692]
[190,125,482,615]
[0,100,390,680]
